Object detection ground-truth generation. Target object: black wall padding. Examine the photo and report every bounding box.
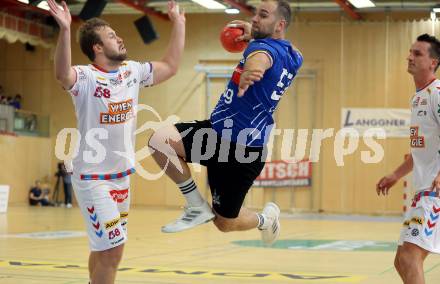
[134,15,158,44]
[79,0,108,21]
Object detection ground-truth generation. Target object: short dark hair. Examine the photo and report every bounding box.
[272,0,291,29]
[417,33,440,71]
[78,18,109,61]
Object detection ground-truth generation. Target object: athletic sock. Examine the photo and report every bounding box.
[257,213,268,230]
[178,178,204,207]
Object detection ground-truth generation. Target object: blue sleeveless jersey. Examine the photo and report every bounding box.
[210,38,303,147]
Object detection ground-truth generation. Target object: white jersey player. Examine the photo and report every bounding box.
[68,61,153,252]
[376,34,440,284]
[69,61,153,178]
[399,79,440,253]
[409,79,440,194]
[48,0,185,283]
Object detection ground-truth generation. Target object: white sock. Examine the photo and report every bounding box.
[178,178,204,207]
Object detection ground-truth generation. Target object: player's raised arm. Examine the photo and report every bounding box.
[237,52,272,97]
[48,0,76,90]
[227,20,252,43]
[151,1,185,85]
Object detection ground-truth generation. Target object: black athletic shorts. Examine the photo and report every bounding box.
[174,120,266,218]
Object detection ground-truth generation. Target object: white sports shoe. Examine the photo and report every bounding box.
[161,202,215,233]
[260,202,280,246]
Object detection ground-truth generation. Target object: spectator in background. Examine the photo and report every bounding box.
[59,162,73,208]
[0,96,8,105]
[41,182,53,203]
[29,180,52,206]
[6,96,13,106]
[10,94,22,109]
[26,114,37,132]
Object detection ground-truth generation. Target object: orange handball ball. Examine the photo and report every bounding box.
[220,26,248,53]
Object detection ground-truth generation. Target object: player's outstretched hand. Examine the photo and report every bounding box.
[47,0,71,30]
[167,0,185,24]
[227,20,251,42]
[237,69,263,97]
[376,173,398,196]
[431,173,440,194]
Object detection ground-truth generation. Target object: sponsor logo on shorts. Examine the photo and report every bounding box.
[212,190,220,206]
[109,228,122,240]
[411,228,419,237]
[87,206,103,238]
[111,236,125,246]
[410,217,423,225]
[105,218,120,230]
[109,189,129,203]
[425,206,440,236]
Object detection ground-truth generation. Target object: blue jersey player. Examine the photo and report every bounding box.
[149,0,303,245]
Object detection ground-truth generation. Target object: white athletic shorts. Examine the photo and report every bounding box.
[72,175,130,251]
[398,190,440,254]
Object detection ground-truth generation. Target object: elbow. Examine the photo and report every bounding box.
[55,74,73,89]
[169,67,178,77]
[165,66,178,79]
[55,74,66,83]
[163,59,179,77]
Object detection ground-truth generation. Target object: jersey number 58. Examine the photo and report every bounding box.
[94,86,111,98]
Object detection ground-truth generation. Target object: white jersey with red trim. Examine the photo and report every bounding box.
[410,79,440,192]
[68,61,153,178]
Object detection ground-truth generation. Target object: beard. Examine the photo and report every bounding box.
[251,22,276,40]
[251,29,271,40]
[104,49,127,62]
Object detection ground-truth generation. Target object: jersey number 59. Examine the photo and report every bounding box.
[271,68,294,101]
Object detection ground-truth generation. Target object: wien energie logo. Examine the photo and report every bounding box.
[100,99,134,124]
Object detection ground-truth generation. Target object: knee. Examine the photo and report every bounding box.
[213,218,234,232]
[396,250,414,271]
[97,246,124,268]
[394,254,401,271]
[148,127,173,154]
[148,129,163,151]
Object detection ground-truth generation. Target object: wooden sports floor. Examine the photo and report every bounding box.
[1,205,439,284]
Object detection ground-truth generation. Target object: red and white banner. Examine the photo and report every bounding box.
[253,160,312,187]
[0,13,54,48]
